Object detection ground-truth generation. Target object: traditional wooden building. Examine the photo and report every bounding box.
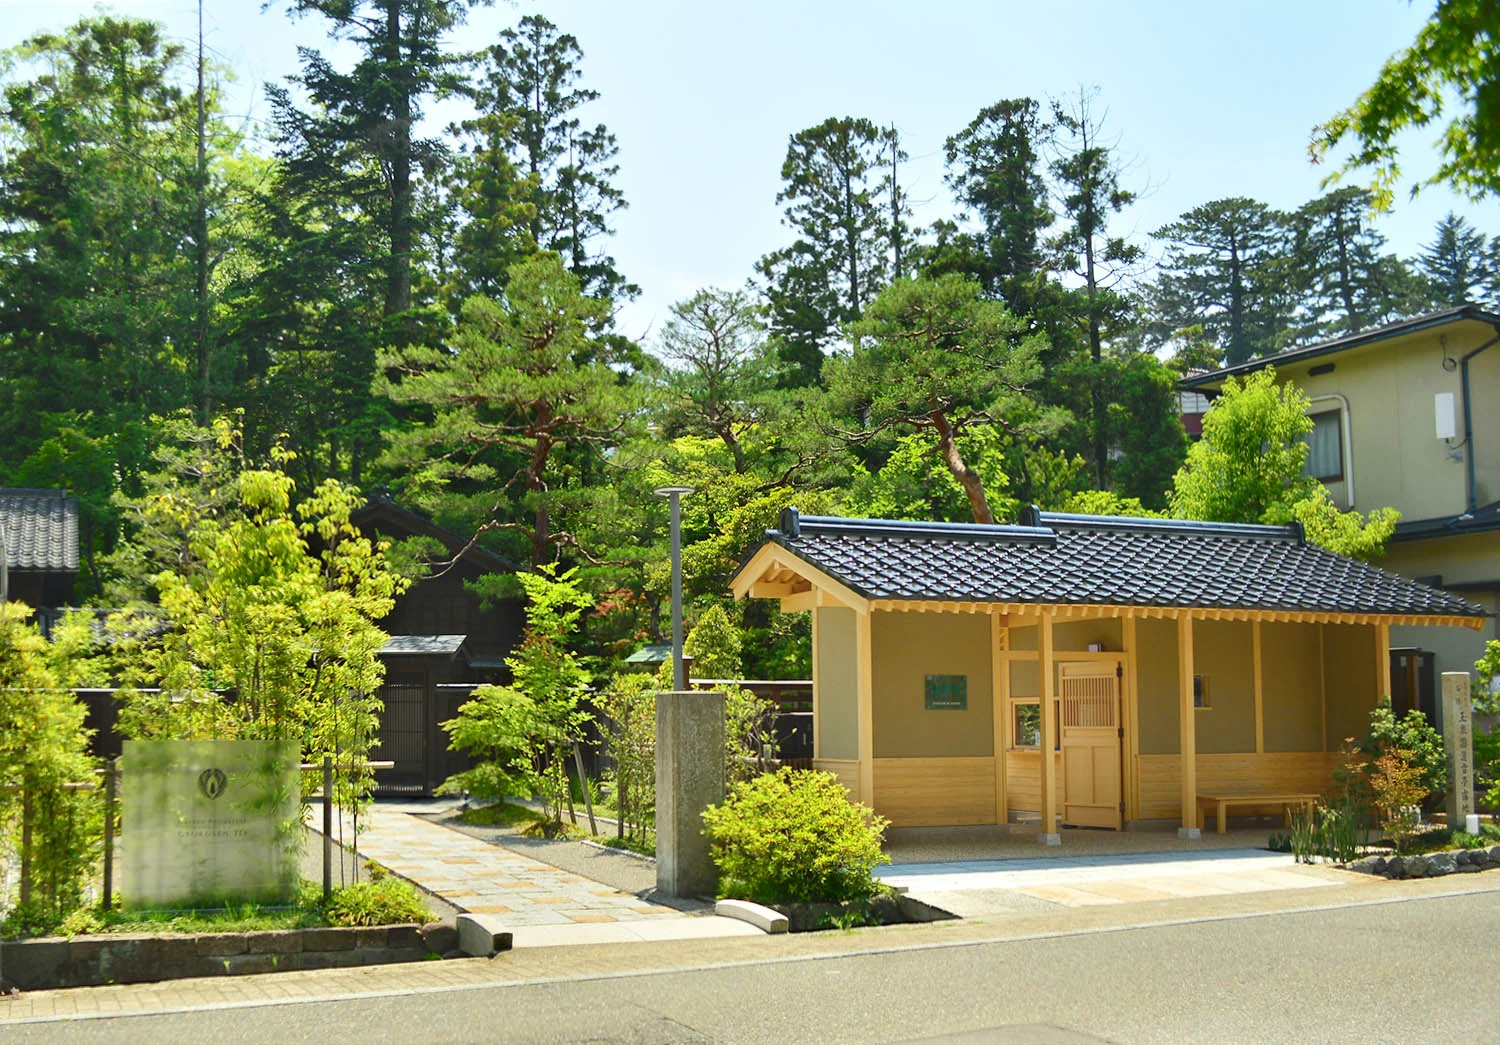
[730,508,1485,840]
[0,487,78,632]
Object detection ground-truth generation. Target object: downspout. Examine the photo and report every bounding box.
[1460,328,1500,513]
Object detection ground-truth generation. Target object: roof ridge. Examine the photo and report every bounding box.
[1026,507,1304,543]
[779,510,1057,545]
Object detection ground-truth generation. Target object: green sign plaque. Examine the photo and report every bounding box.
[924,674,967,710]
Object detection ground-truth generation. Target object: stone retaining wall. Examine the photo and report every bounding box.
[1348,845,1500,880]
[1,921,459,991]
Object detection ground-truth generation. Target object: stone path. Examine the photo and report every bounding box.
[307,803,759,948]
[879,848,1340,915]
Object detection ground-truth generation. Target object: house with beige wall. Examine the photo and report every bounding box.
[731,508,1483,837]
[1181,305,1500,718]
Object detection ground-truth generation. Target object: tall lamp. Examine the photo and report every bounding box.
[652,485,694,691]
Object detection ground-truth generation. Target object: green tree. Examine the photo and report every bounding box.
[1149,198,1293,366]
[758,117,906,385]
[439,565,593,830]
[1105,353,1188,509]
[1289,188,1417,339]
[1419,212,1492,306]
[683,604,743,679]
[827,273,1060,524]
[452,14,633,307]
[938,98,1054,313]
[377,252,645,570]
[0,17,207,483]
[1171,368,1397,558]
[1047,89,1144,487]
[0,603,99,931]
[1311,1,1500,208]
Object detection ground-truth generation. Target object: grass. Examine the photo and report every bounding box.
[457,800,548,829]
[600,833,656,858]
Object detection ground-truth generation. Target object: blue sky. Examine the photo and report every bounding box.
[3,1,1493,342]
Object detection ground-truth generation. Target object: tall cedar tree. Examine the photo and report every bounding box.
[826,273,1061,524]
[1150,198,1293,365]
[452,14,634,308]
[1419,213,1491,306]
[1289,187,1423,340]
[1047,90,1143,488]
[376,253,643,570]
[758,117,908,386]
[939,98,1053,314]
[0,18,201,482]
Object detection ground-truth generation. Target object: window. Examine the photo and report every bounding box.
[1304,411,1343,482]
[1013,703,1041,747]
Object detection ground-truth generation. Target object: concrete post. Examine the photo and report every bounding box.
[1442,672,1475,827]
[656,690,725,898]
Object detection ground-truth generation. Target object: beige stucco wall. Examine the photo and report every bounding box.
[871,611,993,758]
[1386,530,1499,688]
[815,607,859,760]
[1323,623,1379,749]
[1274,320,1500,516]
[1192,621,1256,754]
[1261,622,1324,752]
[1136,619,1180,755]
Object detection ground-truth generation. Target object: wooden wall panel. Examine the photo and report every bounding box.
[873,757,996,827]
[1004,749,1062,818]
[1137,752,1339,819]
[813,759,861,802]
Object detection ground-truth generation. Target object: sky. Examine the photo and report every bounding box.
[2,1,1493,344]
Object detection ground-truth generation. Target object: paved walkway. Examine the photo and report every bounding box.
[307,802,759,948]
[879,847,1339,916]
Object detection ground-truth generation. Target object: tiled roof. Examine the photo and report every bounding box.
[747,508,1485,620]
[0,488,78,572]
[380,634,468,656]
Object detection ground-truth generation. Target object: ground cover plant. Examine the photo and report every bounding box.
[702,768,889,906]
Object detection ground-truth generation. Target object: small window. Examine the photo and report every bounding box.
[1194,675,1210,709]
[1304,412,1343,482]
[1013,703,1041,747]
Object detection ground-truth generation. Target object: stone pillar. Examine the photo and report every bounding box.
[656,690,725,898]
[1442,672,1474,827]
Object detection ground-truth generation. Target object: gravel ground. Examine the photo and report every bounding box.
[299,823,464,924]
[884,820,1287,864]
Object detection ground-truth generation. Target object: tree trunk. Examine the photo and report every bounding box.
[384,2,413,324]
[933,410,994,524]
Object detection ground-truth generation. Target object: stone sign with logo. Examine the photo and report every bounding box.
[122,739,301,906]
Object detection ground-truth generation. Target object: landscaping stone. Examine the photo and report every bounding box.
[421,921,459,954]
[715,899,789,934]
[1384,856,1406,878]
[770,892,950,933]
[385,924,425,951]
[1427,852,1457,875]
[196,932,249,956]
[1405,855,1431,878]
[1348,856,1383,875]
[246,930,303,955]
[457,912,513,956]
[1489,846,1500,864]
[300,927,358,952]
[1466,848,1491,867]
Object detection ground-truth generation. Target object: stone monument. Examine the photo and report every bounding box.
[1441,672,1474,828]
[655,690,725,898]
[122,739,300,907]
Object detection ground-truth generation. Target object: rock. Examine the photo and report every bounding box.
[1427,851,1458,876]
[715,899,789,934]
[1490,846,1500,865]
[420,922,459,955]
[1348,856,1383,875]
[456,913,512,957]
[1384,855,1405,878]
[1405,855,1431,878]
[1466,848,1492,868]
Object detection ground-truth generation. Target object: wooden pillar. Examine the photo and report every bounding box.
[991,611,1009,827]
[1038,612,1060,844]
[1318,624,1328,751]
[1178,614,1200,838]
[811,607,821,760]
[1373,620,1391,706]
[1121,615,1139,823]
[1252,620,1264,755]
[856,608,875,808]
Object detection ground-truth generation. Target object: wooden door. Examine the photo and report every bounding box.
[1059,662,1123,829]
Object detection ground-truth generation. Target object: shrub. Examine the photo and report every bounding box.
[701,769,889,905]
[1362,703,1446,798]
[322,878,430,927]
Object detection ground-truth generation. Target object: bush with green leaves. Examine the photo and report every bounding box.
[1362,702,1447,800]
[598,671,656,844]
[701,768,889,905]
[0,603,100,934]
[439,565,594,830]
[321,878,430,927]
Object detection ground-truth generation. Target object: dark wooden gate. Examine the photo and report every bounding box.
[375,682,429,794]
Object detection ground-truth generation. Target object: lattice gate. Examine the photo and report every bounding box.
[1059,662,1124,829]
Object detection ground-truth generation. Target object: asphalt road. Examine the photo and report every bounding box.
[9,888,1500,1044]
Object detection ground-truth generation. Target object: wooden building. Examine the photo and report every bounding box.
[0,488,78,633]
[730,508,1485,840]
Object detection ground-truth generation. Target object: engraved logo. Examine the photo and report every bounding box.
[198,768,228,800]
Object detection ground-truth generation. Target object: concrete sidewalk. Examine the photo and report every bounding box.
[307,801,759,948]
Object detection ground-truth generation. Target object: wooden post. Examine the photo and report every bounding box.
[855,609,875,808]
[573,741,598,836]
[991,611,1009,827]
[102,758,118,910]
[811,607,821,760]
[1178,614,1200,838]
[1252,621,1264,755]
[1122,615,1139,823]
[1373,621,1391,705]
[1038,613,1059,844]
[322,756,333,903]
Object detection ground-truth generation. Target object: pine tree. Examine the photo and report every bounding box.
[1419,212,1491,306]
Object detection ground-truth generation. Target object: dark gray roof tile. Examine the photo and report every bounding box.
[0,488,78,572]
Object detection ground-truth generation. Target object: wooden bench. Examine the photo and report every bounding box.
[1197,792,1319,835]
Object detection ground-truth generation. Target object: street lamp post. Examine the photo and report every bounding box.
[653,485,694,691]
